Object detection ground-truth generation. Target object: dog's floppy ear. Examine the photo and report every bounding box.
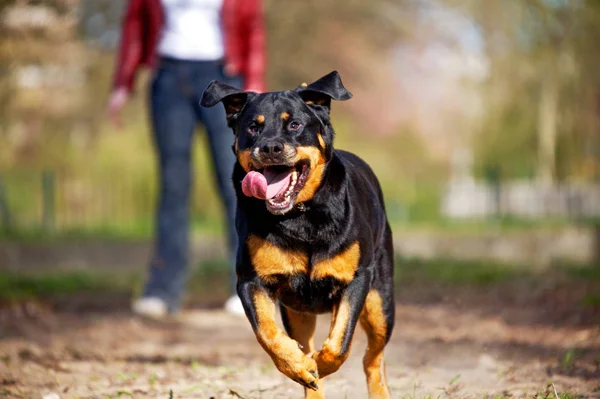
[297,71,352,107]
[201,80,254,123]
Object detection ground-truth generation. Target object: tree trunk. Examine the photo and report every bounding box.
[538,72,559,184]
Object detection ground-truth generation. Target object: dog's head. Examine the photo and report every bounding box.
[201,71,352,215]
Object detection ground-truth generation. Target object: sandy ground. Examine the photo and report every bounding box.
[1,280,599,399]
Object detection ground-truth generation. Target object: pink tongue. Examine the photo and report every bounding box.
[241,168,292,200]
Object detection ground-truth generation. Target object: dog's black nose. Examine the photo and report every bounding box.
[260,139,284,158]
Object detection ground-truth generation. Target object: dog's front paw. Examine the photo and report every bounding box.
[271,336,319,390]
[312,344,347,378]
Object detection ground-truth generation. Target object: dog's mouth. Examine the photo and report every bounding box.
[241,160,311,215]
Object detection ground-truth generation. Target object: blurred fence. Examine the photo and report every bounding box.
[2,168,599,239]
[0,169,156,235]
[0,168,439,237]
[3,169,599,270]
[442,179,600,220]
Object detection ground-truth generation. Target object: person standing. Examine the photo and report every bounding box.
[108,0,266,317]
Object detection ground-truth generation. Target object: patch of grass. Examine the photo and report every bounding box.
[0,256,592,305]
[391,217,574,235]
[0,259,230,304]
[396,257,526,286]
[567,265,600,281]
[399,393,441,399]
[116,372,138,382]
[0,219,224,242]
[448,374,461,385]
[581,293,600,307]
[488,392,580,399]
[187,259,231,301]
[0,270,140,302]
[148,373,158,387]
[562,349,576,371]
[530,383,583,399]
[534,392,580,399]
[183,385,203,393]
[0,225,152,242]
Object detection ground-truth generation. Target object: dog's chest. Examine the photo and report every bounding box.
[247,235,360,312]
[247,235,359,283]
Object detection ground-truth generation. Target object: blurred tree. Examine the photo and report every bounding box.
[0,0,121,171]
[0,0,419,169]
[449,0,600,182]
[264,0,418,133]
[264,0,413,87]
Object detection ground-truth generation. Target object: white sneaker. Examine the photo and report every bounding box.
[224,295,245,316]
[132,297,168,318]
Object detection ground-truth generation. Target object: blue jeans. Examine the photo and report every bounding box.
[144,58,241,312]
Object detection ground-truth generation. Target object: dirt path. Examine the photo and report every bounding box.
[1,292,599,399]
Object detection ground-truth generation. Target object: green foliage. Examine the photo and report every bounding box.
[562,349,575,371]
[473,100,538,180]
[333,120,446,224]
[463,0,600,182]
[0,270,139,302]
[264,0,411,88]
[534,386,581,399]
[4,0,600,239]
[581,293,600,307]
[567,265,600,281]
[448,374,461,385]
[0,111,448,235]
[396,257,525,286]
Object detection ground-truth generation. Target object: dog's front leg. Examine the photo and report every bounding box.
[238,280,320,390]
[312,273,370,378]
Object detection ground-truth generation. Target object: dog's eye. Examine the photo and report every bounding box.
[248,124,260,135]
[289,121,301,131]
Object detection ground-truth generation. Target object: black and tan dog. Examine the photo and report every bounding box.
[201,71,395,399]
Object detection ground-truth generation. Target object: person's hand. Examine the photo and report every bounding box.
[107,87,129,128]
[224,63,239,77]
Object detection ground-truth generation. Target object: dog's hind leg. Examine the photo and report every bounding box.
[281,306,325,399]
[359,224,395,398]
[359,285,394,399]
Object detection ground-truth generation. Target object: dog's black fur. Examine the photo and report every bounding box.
[201,71,395,398]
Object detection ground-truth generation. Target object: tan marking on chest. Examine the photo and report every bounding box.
[311,242,360,283]
[247,235,308,283]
